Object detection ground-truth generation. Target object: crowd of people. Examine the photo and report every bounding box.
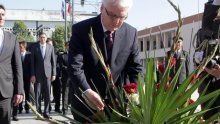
[0,0,220,123]
[11,33,71,121]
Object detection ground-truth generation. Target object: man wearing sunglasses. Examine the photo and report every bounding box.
[68,0,142,122]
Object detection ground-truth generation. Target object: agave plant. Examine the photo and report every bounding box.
[125,1,220,123]
[125,58,220,124]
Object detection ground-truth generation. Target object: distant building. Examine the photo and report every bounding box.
[137,13,203,73]
[3,9,98,41]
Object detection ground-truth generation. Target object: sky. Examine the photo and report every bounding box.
[1,0,207,30]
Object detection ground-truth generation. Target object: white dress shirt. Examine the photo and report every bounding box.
[40,43,46,58]
[0,28,4,54]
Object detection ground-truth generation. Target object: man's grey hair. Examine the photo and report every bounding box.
[102,0,133,10]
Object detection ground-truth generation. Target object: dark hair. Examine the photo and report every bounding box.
[46,38,52,43]
[0,4,5,11]
[39,32,47,37]
[172,36,183,41]
[19,41,27,47]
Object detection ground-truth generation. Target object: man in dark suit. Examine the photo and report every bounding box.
[46,38,62,113]
[0,4,24,124]
[68,0,142,122]
[167,36,189,88]
[30,32,56,119]
[12,41,34,121]
[19,41,35,112]
[60,42,71,115]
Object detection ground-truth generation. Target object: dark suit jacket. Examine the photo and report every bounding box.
[167,50,189,84]
[59,51,69,81]
[31,43,56,80]
[68,15,142,98]
[0,31,24,98]
[22,51,31,81]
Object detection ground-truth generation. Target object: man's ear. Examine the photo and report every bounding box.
[100,4,104,12]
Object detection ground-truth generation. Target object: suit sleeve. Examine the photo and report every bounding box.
[12,36,24,95]
[30,45,35,77]
[68,25,91,91]
[124,29,143,84]
[51,46,56,76]
[185,51,190,77]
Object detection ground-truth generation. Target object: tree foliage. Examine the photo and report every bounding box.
[12,21,34,42]
[52,26,65,51]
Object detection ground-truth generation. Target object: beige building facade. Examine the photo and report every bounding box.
[138,13,203,73]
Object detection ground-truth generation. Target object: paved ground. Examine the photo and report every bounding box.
[11,110,73,124]
[11,102,74,124]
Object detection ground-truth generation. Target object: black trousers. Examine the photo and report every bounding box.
[18,78,35,112]
[0,95,12,124]
[62,77,71,111]
[52,78,61,110]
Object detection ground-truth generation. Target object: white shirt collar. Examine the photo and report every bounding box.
[0,28,3,36]
[40,43,46,47]
[101,16,108,33]
[21,51,26,56]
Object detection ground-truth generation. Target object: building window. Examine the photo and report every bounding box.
[160,41,163,48]
[146,41,150,51]
[153,40,156,49]
[168,36,171,47]
[140,41,143,52]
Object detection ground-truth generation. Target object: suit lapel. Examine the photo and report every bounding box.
[111,26,124,65]
[0,31,9,59]
[37,43,44,60]
[44,44,49,59]
[92,15,107,62]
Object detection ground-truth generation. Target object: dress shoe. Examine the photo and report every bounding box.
[49,106,52,113]
[63,110,68,115]
[43,114,52,119]
[12,116,19,121]
[63,110,66,115]
[55,109,62,113]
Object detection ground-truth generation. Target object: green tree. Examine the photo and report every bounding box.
[52,26,65,51]
[12,21,34,42]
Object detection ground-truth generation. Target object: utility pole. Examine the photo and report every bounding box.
[72,0,74,25]
[65,0,70,42]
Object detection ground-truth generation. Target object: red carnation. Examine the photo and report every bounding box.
[189,99,195,105]
[168,76,172,81]
[158,64,165,73]
[156,83,170,91]
[123,83,137,94]
[190,74,196,84]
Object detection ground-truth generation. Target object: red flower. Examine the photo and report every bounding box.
[156,83,170,91]
[168,76,172,81]
[190,74,196,84]
[189,99,195,105]
[158,64,165,73]
[123,83,137,94]
[171,57,176,67]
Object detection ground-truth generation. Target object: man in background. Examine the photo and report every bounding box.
[30,33,56,119]
[47,38,62,113]
[167,36,189,88]
[12,41,34,121]
[60,42,71,115]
